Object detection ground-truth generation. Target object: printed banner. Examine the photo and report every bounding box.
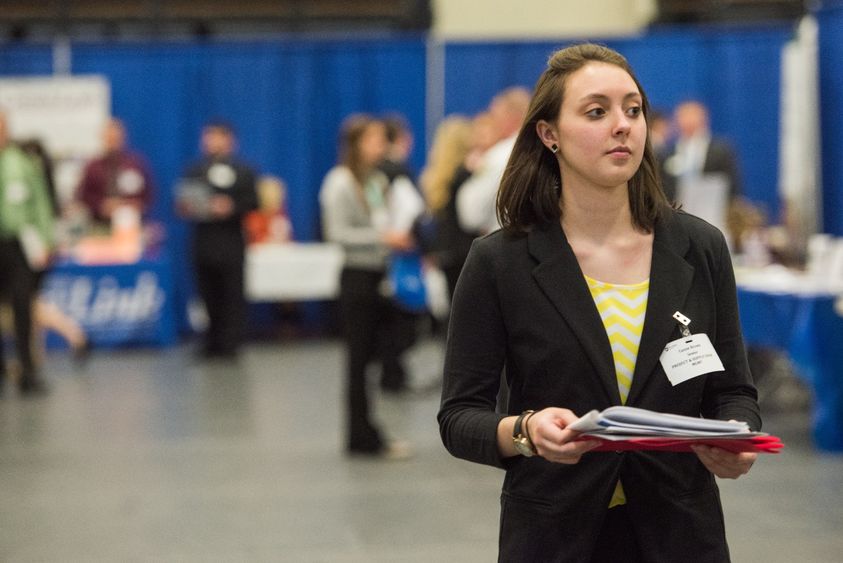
[41,258,177,347]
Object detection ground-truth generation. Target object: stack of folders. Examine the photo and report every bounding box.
[569,406,783,453]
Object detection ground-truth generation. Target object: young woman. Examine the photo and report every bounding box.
[320,114,413,459]
[438,44,760,562]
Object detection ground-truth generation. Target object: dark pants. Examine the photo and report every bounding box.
[195,256,245,355]
[378,304,417,390]
[0,238,38,378]
[339,267,395,452]
[590,505,643,563]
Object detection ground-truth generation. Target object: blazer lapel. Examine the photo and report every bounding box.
[626,213,694,405]
[528,223,620,405]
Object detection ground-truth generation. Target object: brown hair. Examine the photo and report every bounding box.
[496,43,668,234]
[382,112,410,144]
[338,113,381,185]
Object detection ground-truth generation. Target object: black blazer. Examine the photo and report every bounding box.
[438,210,760,563]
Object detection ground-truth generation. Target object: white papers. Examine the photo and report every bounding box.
[568,406,757,438]
[176,179,213,220]
[568,406,781,453]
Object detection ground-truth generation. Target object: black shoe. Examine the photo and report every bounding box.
[348,441,413,461]
[18,374,49,397]
[199,345,238,361]
[381,380,409,394]
[381,369,408,393]
[215,347,239,359]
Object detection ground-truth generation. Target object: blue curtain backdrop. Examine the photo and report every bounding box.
[444,25,792,220]
[0,43,54,74]
[5,20,843,333]
[0,37,429,331]
[67,38,429,242]
[818,3,843,235]
[0,28,797,244]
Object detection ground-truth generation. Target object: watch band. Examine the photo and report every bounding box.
[513,410,537,456]
[513,410,535,439]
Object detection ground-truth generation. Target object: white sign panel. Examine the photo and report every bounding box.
[0,75,110,159]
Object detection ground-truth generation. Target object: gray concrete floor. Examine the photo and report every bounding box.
[1,338,842,562]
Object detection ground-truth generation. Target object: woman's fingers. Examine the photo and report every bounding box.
[528,408,600,464]
[540,439,602,464]
[691,445,757,479]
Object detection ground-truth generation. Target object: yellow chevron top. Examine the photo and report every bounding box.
[585,275,649,404]
[585,274,649,508]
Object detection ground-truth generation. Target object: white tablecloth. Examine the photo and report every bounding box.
[734,264,843,296]
[245,242,344,301]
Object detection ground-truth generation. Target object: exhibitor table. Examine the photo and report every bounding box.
[737,268,843,452]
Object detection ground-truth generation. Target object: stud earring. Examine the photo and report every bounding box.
[550,143,559,154]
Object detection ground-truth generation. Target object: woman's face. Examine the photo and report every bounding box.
[358,122,388,168]
[552,62,646,191]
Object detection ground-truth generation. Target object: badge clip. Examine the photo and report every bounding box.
[672,311,692,338]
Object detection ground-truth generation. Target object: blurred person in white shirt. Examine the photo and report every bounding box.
[456,87,531,235]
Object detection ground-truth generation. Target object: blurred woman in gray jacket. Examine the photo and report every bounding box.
[320,114,414,459]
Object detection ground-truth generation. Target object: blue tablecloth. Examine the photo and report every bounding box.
[41,253,178,348]
[738,288,843,451]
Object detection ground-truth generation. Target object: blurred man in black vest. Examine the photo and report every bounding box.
[177,121,258,358]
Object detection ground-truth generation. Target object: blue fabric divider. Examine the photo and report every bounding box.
[818,3,843,235]
[444,25,791,221]
[68,38,429,239]
[0,28,795,244]
[8,22,843,335]
[0,43,54,74]
[9,37,428,334]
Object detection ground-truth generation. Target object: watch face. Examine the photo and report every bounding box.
[514,437,535,457]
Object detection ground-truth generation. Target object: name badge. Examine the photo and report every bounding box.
[207,163,236,189]
[659,333,725,386]
[117,169,145,195]
[5,181,28,204]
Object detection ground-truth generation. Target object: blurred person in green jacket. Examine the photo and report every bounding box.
[0,111,55,396]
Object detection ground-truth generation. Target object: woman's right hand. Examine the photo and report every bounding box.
[526,408,601,464]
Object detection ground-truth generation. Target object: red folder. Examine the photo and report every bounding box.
[576,434,784,454]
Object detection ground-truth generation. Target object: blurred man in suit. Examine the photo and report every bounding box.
[661,102,741,199]
[661,101,742,236]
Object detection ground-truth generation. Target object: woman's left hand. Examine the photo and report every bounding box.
[691,445,757,479]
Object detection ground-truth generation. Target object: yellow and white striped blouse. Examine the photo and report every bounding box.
[585,274,650,507]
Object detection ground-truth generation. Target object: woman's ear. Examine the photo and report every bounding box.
[535,120,559,152]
